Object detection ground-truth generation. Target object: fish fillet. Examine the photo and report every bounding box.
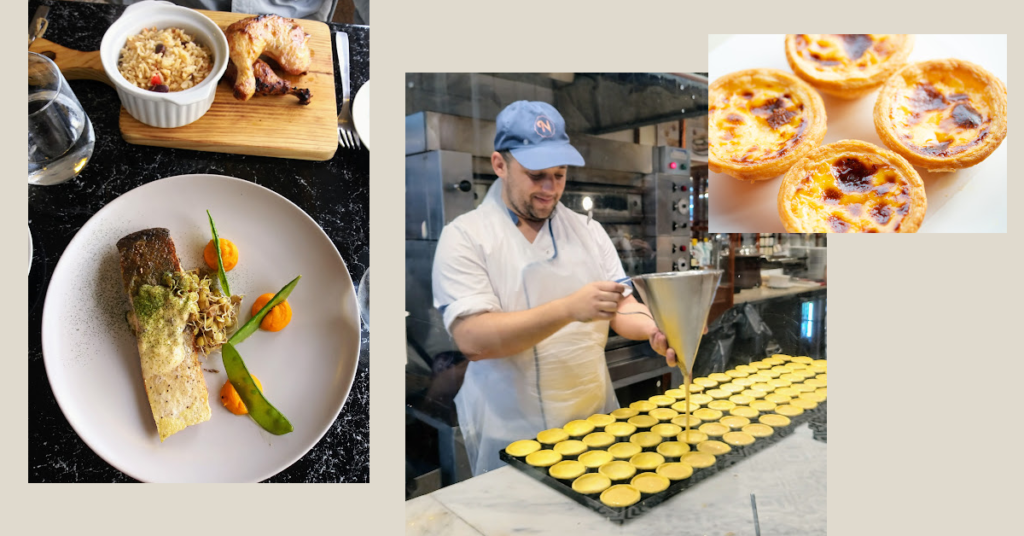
[117,228,211,441]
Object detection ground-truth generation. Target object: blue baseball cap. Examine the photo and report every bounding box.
[494,101,585,170]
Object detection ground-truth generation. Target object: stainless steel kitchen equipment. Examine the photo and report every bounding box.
[631,270,723,377]
[646,145,696,273]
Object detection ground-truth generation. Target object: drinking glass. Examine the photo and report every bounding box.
[357,267,369,330]
[29,52,94,185]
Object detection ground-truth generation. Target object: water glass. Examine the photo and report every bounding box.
[357,267,369,330]
[29,51,95,185]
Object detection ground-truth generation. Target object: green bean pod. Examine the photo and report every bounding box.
[221,342,293,435]
[228,275,301,346]
[207,210,231,296]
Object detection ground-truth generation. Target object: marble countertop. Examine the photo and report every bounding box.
[734,282,826,304]
[28,0,369,482]
[407,424,826,535]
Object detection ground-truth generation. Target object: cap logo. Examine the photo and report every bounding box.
[534,115,555,138]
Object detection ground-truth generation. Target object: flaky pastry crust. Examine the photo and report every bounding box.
[873,59,1007,172]
[709,69,827,182]
[778,140,926,233]
[785,34,915,99]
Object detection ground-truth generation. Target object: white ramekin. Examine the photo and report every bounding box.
[100,1,229,128]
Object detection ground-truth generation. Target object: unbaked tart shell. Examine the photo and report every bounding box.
[873,59,1007,172]
[778,140,927,233]
[710,69,827,182]
[785,34,915,99]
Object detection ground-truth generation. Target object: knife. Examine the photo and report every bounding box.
[28,5,49,47]
[335,31,361,148]
[335,32,350,106]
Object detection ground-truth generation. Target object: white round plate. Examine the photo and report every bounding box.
[353,80,370,150]
[28,225,33,275]
[41,175,361,482]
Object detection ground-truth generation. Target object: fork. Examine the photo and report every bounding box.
[335,32,361,149]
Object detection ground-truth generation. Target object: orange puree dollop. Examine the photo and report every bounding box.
[220,375,262,415]
[251,293,293,332]
[204,238,239,271]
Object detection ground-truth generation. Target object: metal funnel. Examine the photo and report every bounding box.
[631,270,723,376]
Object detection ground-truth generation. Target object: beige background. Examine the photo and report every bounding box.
[7,1,1023,535]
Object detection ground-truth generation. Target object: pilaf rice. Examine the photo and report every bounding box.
[117,27,213,92]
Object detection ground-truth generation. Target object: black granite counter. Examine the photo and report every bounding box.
[28,0,369,482]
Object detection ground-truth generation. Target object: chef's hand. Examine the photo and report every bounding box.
[650,324,709,367]
[648,328,677,367]
[563,281,625,322]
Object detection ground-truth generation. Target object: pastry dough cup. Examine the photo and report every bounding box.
[552,439,588,458]
[578,449,614,469]
[600,484,641,507]
[785,34,914,99]
[631,472,671,495]
[548,460,587,481]
[506,439,542,458]
[778,140,927,233]
[710,69,827,181]
[873,59,1008,172]
[572,472,612,495]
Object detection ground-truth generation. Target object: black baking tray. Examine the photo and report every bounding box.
[500,401,826,524]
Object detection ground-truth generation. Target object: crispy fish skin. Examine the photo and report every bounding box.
[117,228,211,441]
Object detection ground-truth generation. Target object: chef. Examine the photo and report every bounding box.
[432,101,677,476]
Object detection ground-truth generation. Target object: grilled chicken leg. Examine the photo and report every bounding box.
[225,15,312,101]
[224,60,311,105]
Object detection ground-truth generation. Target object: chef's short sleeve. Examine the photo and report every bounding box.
[588,220,628,283]
[432,222,503,334]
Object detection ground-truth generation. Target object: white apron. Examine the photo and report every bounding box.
[454,179,619,476]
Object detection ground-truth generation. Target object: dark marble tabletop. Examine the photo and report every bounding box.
[28,0,369,482]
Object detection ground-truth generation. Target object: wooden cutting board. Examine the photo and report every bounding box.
[29,10,337,161]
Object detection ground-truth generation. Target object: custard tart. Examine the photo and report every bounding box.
[778,140,927,233]
[710,69,827,181]
[874,59,1008,172]
[785,34,915,99]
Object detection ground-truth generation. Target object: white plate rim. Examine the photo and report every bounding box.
[40,174,361,482]
[353,80,370,150]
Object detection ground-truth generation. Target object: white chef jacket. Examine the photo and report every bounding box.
[432,179,627,475]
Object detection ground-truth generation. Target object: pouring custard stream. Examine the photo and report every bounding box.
[684,371,692,437]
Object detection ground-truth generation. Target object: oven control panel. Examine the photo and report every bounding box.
[658,147,691,176]
[646,147,693,272]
